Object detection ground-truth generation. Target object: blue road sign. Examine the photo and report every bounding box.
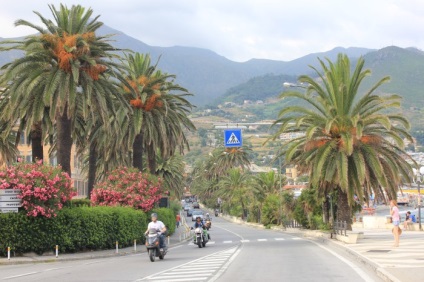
[224,129,242,147]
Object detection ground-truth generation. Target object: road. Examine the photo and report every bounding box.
[0,210,383,282]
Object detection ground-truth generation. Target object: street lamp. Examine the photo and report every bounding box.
[412,166,424,231]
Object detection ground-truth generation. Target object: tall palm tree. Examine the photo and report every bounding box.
[122,53,195,173]
[251,171,285,222]
[0,4,129,175]
[272,54,414,229]
[217,168,252,218]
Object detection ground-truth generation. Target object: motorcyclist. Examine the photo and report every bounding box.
[205,213,211,220]
[145,213,167,250]
[193,216,210,240]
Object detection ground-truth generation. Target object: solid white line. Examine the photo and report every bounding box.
[147,278,207,281]
[310,241,375,282]
[2,272,38,280]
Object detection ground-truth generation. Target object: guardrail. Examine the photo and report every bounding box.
[333,220,347,236]
[284,220,302,228]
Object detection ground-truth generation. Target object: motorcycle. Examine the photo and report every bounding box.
[193,226,209,248]
[205,218,212,230]
[214,210,219,217]
[145,228,167,262]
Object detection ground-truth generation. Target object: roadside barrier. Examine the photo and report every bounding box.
[333,220,347,236]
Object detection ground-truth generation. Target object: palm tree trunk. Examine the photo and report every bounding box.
[336,187,352,230]
[56,108,73,175]
[133,133,143,171]
[322,197,330,224]
[30,123,43,162]
[87,140,97,198]
[147,143,156,174]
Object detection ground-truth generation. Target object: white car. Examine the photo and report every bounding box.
[192,210,204,221]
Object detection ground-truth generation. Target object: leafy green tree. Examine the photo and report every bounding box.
[273,54,414,229]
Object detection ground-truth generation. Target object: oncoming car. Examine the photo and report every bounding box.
[192,210,204,221]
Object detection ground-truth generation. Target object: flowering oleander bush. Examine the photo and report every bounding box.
[0,161,75,218]
[91,167,162,211]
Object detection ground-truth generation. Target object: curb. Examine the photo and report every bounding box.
[0,223,193,266]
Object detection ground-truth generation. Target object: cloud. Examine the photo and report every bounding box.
[0,0,423,62]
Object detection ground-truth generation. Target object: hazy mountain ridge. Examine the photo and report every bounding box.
[1,24,421,109]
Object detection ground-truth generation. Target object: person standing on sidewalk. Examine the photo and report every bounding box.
[176,213,181,228]
[390,199,400,247]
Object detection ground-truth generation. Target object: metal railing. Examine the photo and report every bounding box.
[284,220,302,228]
[333,220,347,236]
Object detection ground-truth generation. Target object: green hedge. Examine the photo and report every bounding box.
[0,206,148,256]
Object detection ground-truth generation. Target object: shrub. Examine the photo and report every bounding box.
[91,167,162,211]
[261,194,280,226]
[0,161,75,218]
[0,206,147,256]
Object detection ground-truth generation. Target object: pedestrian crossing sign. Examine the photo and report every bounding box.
[224,129,242,147]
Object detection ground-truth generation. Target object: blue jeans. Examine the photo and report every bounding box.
[159,234,165,248]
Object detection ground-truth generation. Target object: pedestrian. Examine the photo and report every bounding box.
[176,213,181,228]
[390,199,401,247]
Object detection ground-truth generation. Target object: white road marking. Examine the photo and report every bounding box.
[257,239,267,242]
[310,240,376,282]
[292,237,303,240]
[223,240,232,243]
[275,238,285,241]
[135,246,239,282]
[240,239,250,242]
[2,272,38,280]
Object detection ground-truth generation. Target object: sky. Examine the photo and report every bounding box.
[0,0,423,62]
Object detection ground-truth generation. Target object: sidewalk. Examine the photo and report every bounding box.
[0,211,192,266]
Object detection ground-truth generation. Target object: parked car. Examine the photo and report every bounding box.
[193,202,200,209]
[192,210,204,221]
[187,208,194,217]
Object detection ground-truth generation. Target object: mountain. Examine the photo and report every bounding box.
[0,25,373,106]
[215,46,424,129]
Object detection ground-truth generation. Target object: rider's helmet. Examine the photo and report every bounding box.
[206,213,209,216]
[151,213,158,219]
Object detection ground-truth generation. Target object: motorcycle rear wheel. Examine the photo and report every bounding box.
[149,249,156,262]
[197,239,202,248]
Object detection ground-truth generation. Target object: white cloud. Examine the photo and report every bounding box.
[0,0,423,62]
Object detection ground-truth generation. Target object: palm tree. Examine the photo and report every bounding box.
[0,121,19,166]
[272,54,414,229]
[155,154,185,199]
[0,4,129,175]
[216,168,252,219]
[251,171,285,222]
[122,53,195,173]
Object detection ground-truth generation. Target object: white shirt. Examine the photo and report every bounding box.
[148,220,165,231]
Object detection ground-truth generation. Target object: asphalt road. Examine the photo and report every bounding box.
[0,210,383,282]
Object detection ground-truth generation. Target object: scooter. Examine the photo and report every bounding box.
[214,210,219,217]
[145,228,167,262]
[193,226,209,248]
